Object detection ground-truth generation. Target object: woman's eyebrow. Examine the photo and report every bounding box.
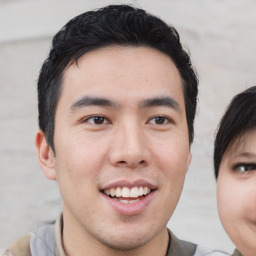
[139,96,181,112]
[234,152,256,158]
[69,96,119,112]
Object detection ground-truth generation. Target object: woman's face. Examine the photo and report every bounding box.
[217,129,256,256]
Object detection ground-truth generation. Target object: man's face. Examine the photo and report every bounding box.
[39,46,191,251]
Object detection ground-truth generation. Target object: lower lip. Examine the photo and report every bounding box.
[101,191,156,216]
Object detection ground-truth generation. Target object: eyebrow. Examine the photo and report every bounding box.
[69,95,181,113]
[234,152,256,158]
[140,96,181,112]
[70,96,118,112]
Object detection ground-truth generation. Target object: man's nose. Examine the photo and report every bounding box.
[108,123,150,169]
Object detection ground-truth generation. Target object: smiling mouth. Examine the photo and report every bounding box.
[102,186,153,204]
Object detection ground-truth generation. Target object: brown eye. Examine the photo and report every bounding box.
[93,116,105,124]
[155,116,166,124]
[148,116,170,125]
[85,116,109,125]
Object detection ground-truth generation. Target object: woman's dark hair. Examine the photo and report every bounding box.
[37,4,198,151]
[214,86,256,178]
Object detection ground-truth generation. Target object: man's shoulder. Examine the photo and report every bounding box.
[194,245,231,256]
[168,230,231,256]
[3,233,32,256]
[30,223,55,256]
[3,222,56,256]
[167,230,197,256]
[231,249,242,256]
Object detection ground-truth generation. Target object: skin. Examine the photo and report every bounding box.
[217,129,256,256]
[36,46,191,256]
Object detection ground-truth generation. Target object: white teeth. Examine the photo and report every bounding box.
[143,186,148,195]
[105,189,110,196]
[122,187,130,198]
[138,186,144,196]
[104,186,151,198]
[110,188,116,197]
[118,199,140,204]
[116,187,122,197]
[119,199,129,204]
[130,187,139,198]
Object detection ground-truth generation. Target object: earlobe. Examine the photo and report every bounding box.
[35,130,56,180]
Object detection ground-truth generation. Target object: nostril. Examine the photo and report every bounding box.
[116,160,146,167]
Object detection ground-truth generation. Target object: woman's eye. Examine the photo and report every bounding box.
[233,164,256,173]
[85,116,109,125]
[148,116,170,125]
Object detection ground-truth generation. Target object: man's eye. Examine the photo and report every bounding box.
[84,116,109,125]
[233,164,256,173]
[148,116,170,125]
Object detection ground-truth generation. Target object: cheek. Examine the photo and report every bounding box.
[154,132,190,165]
[217,176,239,217]
[54,133,109,189]
[155,138,190,191]
[217,177,256,224]
[240,186,256,223]
[217,177,242,245]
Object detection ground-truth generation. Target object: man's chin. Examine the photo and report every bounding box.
[99,234,153,252]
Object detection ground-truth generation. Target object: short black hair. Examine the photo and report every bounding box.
[214,86,256,178]
[37,4,198,151]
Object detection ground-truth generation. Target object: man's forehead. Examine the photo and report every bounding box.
[64,45,178,74]
[58,45,185,111]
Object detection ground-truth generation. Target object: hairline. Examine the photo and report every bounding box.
[220,127,256,164]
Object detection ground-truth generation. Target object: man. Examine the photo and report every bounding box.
[4,4,228,256]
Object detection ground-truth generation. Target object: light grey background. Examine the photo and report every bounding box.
[1,0,256,253]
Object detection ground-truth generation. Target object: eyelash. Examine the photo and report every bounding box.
[233,163,256,173]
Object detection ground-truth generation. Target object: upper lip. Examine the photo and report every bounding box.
[100,179,157,190]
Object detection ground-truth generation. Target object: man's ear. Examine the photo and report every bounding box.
[35,130,56,180]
